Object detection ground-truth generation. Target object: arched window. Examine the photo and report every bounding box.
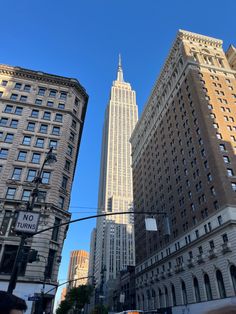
[216,269,226,298]
[164,286,169,307]
[193,277,201,302]
[137,294,140,308]
[230,265,236,293]
[181,280,188,304]
[204,274,213,300]
[171,284,177,306]
[159,288,163,308]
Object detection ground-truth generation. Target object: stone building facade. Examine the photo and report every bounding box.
[0,64,88,313]
[130,30,236,314]
[68,250,89,288]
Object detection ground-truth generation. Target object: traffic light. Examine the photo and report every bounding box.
[28,249,38,263]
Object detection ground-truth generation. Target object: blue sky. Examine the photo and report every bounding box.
[1,0,236,303]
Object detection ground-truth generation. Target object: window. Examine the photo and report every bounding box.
[52,126,60,135]
[31,109,39,118]
[222,233,228,243]
[216,133,222,139]
[74,97,79,106]
[51,217,61,241]
[71,120,76,129]
[67,145,73,156]
[61,176,68,189]
[17,151,27,161]
[14,83,22,90]
[6,188,16,199]
[219,144,226,152]
[39,124,48,134]
[0,91,3,97]
[213,123,218,129]
[4,105,13,113]
[204,274,213,301]
[194,277,201,302]
[0,211,12,235]
[58,196,65,209]
[37,191,46,202]
[22,136,31,146]
[0,117,8,126]
[27,122,35,131]
[60,92,67,100]
[58,103,65,109]
[0,245,29,275]
[49,140,57,149]
[10,119,18,128]
[232,183,236,191]
[26,169,36,182]
[35,138,44,148]
[45,249,56,279]
[49,90,57,98]
[42,171,50,184]
[35,99,42,105]
[230,265,236,294]
[5,133,14,143]
[69,132,75,142]
[223,156,230,163]
[10,94,18,101]
[181,280,188,305]
[43,112,51,120]
[64,160,71,171]
[0,132,3,140]
[31,153,41,164]
[47,101,54,107]
[216,270,226,298]
[55,113,63,122]
[209,240,215,249]
[1,80,8,86]
[38,87,46,96]
[12,168,22,180]
[20,95,27,102]
[0,149,8,159]
[227,169,234,177]
[24,85,31,92]
[21,190,31,201]
[15,107,23,115]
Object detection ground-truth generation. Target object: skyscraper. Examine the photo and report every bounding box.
[67,250,89,288]
[0,64,88,313]
[90,56,138,291]
[131,30,236,313]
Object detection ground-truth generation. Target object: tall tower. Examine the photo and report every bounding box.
[92,56,138,287]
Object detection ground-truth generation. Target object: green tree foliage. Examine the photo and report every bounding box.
[56,285,94,314]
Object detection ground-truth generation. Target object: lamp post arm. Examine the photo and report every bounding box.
[30,211,167,238]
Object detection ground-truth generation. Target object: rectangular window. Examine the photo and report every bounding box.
[71,120,76,129]
[60,92,67,100]
[4,105,13,113]
[35,99,42,105]
[31,153,41,164]
[27,122,35,132]
[0,91,3,97]
[38,87,46,96]
[12,167,22,180]
[26,169,36,182]
[58,196,65,209]
[0,118,8,126]
[222,233,228,243]
[24,85,31,92]
[14,83,22,90]
[4,133,14,143]
[43,112,51,120]
[15,107,23,115]
[35,138,44,148]
[17,151,27,161]
[231,183,236,191]
[10,94,18,101]
[39,124,48,133]
[6,188,16,199]
[22,136,31,146]
[0,211,11,235]
[31,109,39,118]
[51,217,61,241]
[67,145,73,156]
[2,80,8,86]
[55,113,63,122]
[45,249,56,279]
[0,149,8,159]
[0,245,28,275]
[42,171,50,184]
[10,119,18,128]
[37,191,46,202]
[20,95,27,102]
[69,132,75,142]
[61,176,68,189]
[21,190,31,201]
[47,101,54,107]
[52,126,60,135]
[58,103,65,109]
[227,169,234,177]
[219,144,226,152]
[64,160,71,171]
[223,156,230,163]
[49,140,58,149]
[49,90,57,98]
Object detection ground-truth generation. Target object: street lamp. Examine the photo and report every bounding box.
[7,147,57,294]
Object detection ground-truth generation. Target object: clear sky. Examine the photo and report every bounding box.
[1,0,236,305]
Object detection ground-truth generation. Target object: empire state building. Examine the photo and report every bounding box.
[89,56,138,286]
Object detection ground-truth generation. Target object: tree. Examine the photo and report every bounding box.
[56,285,94,314]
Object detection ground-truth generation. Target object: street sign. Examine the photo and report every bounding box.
[15,211,40,234]
[28,295,40,301]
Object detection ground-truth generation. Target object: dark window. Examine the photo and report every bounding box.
[12,167,22,180]
[230,265,236,294]
[20,95,27,102]
[0,245,29,275]
[55,113,63,122]
[204,274,213,300]
[194,277,201,302]
[58,103,65,109]
[10,94,18,101]
[47,101,54,107]
[216,270,226,298]
[51,217,61,241]
[5,133,14,143]
[2,80,8,86]
[24,85,31,92]
[181,280,188,304]
[52,126,60,135]
[42,171,50,184]
[43,112,51,120]
[71,120,76,129]
[22,136,31,146]
[14,83,22,90]
[49,140,58,149]
[27,122,35,132]
[61,176,68,189]
[0,149,8,159]
[0,118,8,126]
[26,170,36,182]
[37,191,46,202]
[17,151,27,161]
[4,105,13,113]
[69,132,75,142]
[31,109,39,118]
[64,160,70,171]
[0,91,3,97]
[39,124,48,134]
[0,211,12,235]
[15,107,23,115]
[67,145,73,156]
[45,249,56,279]
[60,92,67,100]
[35,138,44,148]
[38,87,46,96]
[10,119,18,128]
[6,188,16,199]
[35,99,42,105]
[58,196,64,209]
[31,153,41,164]
[22,190,31,201]
[49,90,57,98]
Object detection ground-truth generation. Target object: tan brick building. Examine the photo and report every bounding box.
[67,250,89,288]
[0,64,88,313]
[130,31,236,314]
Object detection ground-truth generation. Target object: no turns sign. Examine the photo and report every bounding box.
[15,211,40,234]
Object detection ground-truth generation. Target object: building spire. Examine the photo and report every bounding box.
[117,53,124,82]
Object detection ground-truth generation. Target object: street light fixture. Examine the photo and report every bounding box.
[7,147,57,294]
